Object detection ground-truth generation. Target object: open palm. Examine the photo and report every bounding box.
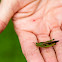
[0,0,62,62]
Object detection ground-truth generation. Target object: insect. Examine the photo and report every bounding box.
[36,39,59,48]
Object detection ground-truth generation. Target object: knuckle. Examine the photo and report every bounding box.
[0,20,6,33]
[60,24,62,30]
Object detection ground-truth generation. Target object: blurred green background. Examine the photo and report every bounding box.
[0,20,27,62]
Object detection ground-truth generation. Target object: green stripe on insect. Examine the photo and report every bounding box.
[36,39,59,48]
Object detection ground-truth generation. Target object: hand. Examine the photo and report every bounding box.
[0,0,62,62]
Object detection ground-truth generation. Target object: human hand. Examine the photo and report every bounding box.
[0,0,62,62]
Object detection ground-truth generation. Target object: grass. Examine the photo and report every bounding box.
[0,20,27,62]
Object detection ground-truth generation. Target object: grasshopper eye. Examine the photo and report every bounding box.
[53,39,55,40]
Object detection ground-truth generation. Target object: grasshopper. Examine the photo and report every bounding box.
[36,39,59,48]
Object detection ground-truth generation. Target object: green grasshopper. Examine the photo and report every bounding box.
[36,39,59,48]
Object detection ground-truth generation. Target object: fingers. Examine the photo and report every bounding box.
[50,27,62,62]
[13,0,40,19]
[0,0,19,33]
[17,31,44,62]
[37,35,57,62]
[0,0,40,33]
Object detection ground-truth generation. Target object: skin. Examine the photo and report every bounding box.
[0,0,62,62]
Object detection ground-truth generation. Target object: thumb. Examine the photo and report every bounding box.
[0,0,20,33]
